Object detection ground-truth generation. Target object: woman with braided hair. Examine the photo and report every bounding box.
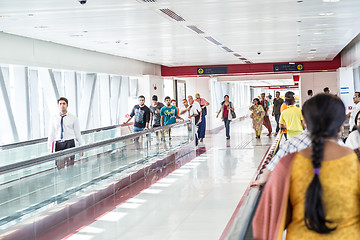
[253,94,360,240]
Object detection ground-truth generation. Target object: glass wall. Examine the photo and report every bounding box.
[0,64,139,145]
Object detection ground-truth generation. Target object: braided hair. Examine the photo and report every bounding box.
[302,94,345,233]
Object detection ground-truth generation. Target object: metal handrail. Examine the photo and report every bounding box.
[0,120,191,174]
[225,132,285,240]
[0,123,132,150]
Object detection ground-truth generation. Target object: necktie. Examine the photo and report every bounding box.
[60,115,66,140]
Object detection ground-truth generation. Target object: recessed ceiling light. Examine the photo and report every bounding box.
[319,12,334,16]
[28,14,34,17]
[314,32,325,35]
[115,40,121,43]
[297,0,303,3]
[70,34,83,37]
[82,30,88,33]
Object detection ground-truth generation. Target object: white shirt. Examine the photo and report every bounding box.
[349,102,360,130]
[304,95,312,102]
[48,112,83,150]
[190,101,202,115]
[345,130,360,149]
[180,103,200,119]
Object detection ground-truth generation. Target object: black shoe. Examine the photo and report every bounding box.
[226,137,230,140]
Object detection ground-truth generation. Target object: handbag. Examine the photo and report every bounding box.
[230,102,236,119]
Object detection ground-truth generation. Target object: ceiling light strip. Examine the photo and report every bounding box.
[205,36,222,45]
[160,9,185,21]
[186,25,205,34]
[222,47,234,52]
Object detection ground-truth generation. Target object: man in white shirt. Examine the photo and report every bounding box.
[180,98,200,123]
[48,97,83,168]
[304,89,313,102]
[187,95,202,125]
[347,92,360,130]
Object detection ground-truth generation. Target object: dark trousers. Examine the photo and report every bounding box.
[223,118,231,138]
[55,139,75,169]
[274,113,281,133]
[198,115,206,139]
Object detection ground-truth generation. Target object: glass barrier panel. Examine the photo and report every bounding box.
[0,121,193,230]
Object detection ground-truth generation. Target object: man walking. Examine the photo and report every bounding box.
[160,96,183,140]
[272,91,284,135]
[48,97,83,169]
[161,96,183,126]
[305,89,313,102]
[124,95,150,132]
[180,98,200,124]
[347,91,360,130]
[149,95,164,128]
[279,91,304,139]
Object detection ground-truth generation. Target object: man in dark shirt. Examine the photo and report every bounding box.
[124,95,150,132]
[272,91,284,135]
[149,95,164,128]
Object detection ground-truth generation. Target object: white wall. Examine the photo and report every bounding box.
[300,72,338,105]
[0,32,161,76]
[139,75,164,106]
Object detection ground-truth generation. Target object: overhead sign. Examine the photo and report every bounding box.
[197,67,227,75]
[273,63,304,72]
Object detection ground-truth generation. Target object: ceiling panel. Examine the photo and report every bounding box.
[0,0,359,66]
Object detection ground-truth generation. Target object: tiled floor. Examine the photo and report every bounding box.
[48,118,275,240]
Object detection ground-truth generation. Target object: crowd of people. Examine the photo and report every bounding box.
[250,90,360,239]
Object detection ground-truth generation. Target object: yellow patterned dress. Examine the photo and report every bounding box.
[249,104,265,136]
[286,153,360,239]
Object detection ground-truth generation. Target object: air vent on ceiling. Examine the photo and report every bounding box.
[205,36,222,45]
[245,61,252,64]
[160,9,185,21]
[239,57,247,60]
[222,47,234,52]
[142,0,156,2]
[233,53,241,57]
[187,25,205,34]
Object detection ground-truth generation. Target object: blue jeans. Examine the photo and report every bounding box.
[133,126,144,133]
[223,118,231,138]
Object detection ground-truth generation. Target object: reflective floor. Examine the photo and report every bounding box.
[56,119,274,240]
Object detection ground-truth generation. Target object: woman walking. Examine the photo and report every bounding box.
[249,98,265,138]
[216,95,234,140]
[253,94,360,239]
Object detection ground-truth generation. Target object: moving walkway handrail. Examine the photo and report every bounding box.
[0,123,132,150]
[0,120,191,174]
[225,132,285,240]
